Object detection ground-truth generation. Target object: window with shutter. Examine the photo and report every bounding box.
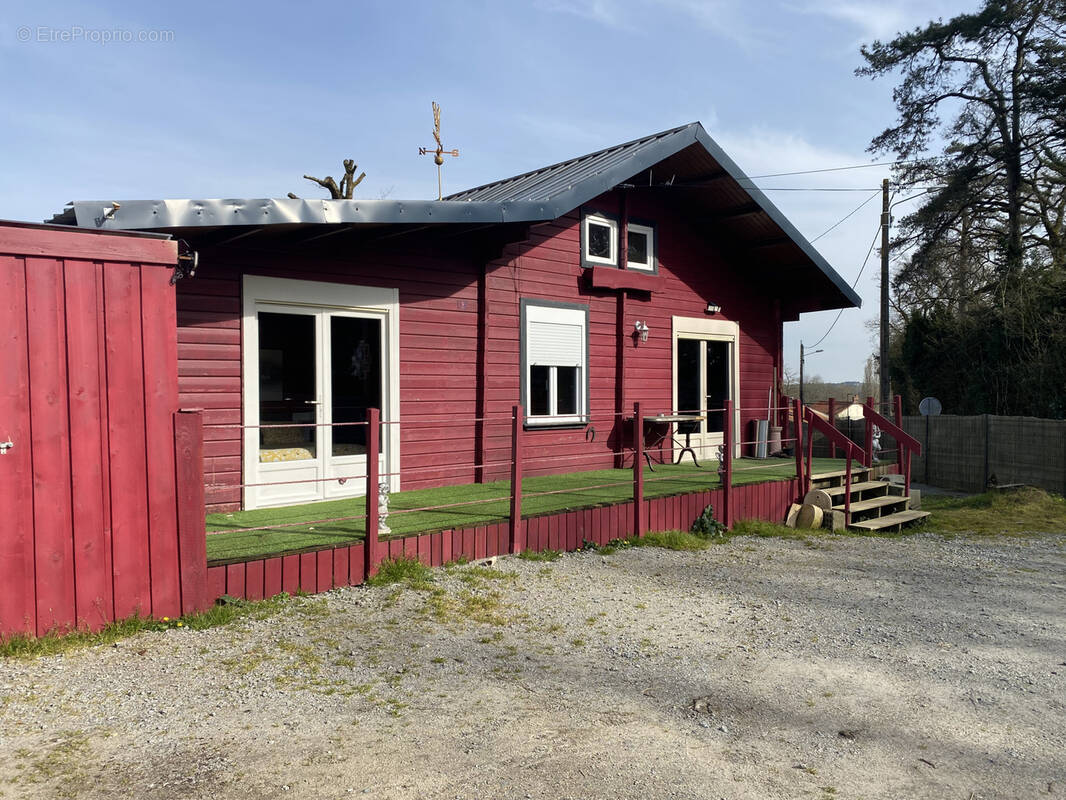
[521,300,589,426]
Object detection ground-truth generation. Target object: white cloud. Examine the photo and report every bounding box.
[799,1,911,43]
[538,0,776,49]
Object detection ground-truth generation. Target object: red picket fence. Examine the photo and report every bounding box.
[0,221,209,638]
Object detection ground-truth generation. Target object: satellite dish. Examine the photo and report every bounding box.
[918,397,942,416]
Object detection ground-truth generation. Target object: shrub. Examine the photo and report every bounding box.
[691,504,727,538]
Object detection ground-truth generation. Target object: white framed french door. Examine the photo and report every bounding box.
[242,276,400,510]
[672,316,741,462]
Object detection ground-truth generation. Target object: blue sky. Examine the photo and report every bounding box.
[1,0,974,381]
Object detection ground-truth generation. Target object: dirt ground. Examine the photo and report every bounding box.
[1,531,1064,800]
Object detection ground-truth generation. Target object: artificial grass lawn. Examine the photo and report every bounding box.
[205,456,846,563]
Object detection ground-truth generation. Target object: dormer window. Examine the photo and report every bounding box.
[582,212,618,267]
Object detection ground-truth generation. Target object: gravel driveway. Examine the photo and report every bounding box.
[1,532,1064,800]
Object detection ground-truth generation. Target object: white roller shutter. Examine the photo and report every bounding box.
[527,319,583,366]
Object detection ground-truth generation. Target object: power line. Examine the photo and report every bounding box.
[749,160,913,178]
[808,216,886,350]
[810,189,882,243]
[806,186,933,349]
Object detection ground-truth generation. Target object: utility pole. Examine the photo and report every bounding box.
[799,342,823,409]
[879,177,891,413]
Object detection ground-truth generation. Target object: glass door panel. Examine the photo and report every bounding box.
[676,338,701,434]
[705,340,730,434]
[257,311,317,462]
[330,316,383,458]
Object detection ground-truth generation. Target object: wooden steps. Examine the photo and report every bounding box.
[807,468,929,533]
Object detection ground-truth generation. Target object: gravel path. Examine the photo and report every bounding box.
[1,532,1064,800]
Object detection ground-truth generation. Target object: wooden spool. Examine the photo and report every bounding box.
[803,488,833,511]
[795,503,824,529]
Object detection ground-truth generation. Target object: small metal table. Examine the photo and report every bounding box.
[634,414,706,470]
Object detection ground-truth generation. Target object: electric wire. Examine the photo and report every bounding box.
[810,189,882,243]
[807,221,884,350]
[748,160,915,178]
[806,187,937,350]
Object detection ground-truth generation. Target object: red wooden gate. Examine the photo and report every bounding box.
[0,221,206,637]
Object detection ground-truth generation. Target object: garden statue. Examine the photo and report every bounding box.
[378,480,391,534]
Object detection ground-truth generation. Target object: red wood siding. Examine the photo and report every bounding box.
[179,188,783,510]
[0,223,184,637]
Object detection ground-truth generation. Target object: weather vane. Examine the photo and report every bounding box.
[419,101,460,200]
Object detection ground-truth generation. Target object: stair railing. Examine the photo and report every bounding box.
[804,408,868,522]
[862,399,922,495]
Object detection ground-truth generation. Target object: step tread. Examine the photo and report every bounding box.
[810,467,871,481]
[823,480,887,498]
[839,495,909,513]
[849,510,931,530]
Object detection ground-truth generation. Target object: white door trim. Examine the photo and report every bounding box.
[671,316,742,459]
[242,275,401,510]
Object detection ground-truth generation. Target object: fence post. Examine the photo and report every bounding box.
[793,397,804,498]
[983,414,991,491]
[364,408,380,577]
[894,395,904,472]
[724,399,734,529]
[828,397,837,459]
[633,402,645,537]
[864,396,875,467]
[509,405,524,553]
[174,409,210,615]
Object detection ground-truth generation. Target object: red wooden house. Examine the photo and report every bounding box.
[52,122,860,514]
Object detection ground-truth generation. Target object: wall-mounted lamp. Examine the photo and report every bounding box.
[705,301,721,315]
[634,320,650,343]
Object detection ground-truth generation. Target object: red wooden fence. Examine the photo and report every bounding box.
[0,221,208,638]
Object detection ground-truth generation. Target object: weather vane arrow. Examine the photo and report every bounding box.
[419,101,460,200]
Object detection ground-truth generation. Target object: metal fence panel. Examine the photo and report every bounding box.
[902,414,1066,495]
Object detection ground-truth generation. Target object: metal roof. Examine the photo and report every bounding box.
[48,121,860,308]
[444,124,694,203]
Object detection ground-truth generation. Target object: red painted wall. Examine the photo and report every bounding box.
[0,222,185,637]
[177,188,783,511]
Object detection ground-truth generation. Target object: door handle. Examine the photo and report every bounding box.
[304,400,321,405]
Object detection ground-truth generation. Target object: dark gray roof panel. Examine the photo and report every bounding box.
[444,124,694,203]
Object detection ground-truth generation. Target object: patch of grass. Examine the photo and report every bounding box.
[13,728,90,797]
[367,557,434,590]
[423,588,510,626]
[921,487,1066,535]
[632,530,712,551]
[517,548,561,562]
[0,594,294,660]
[453,565,518,585]
[729,519,818,541]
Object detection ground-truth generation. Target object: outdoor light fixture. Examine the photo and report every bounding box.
[634,320,650,343]
[705,301,721,315]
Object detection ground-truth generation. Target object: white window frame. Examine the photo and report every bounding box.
[582,212,618,267]
[671,315,742,459]
[626,222,655,272]
[522,300,589,427]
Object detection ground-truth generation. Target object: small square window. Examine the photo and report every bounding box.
[626,223,655,272]
[582,212,618,267]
